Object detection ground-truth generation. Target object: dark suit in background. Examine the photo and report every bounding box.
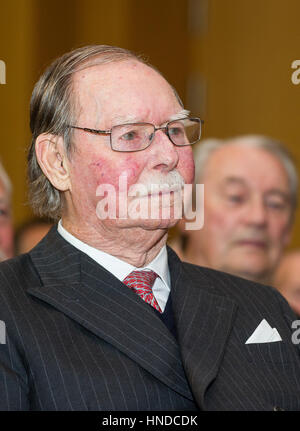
[0,227,299,411]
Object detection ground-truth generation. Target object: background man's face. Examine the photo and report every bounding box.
[64,60,194,230]
[0,180,13,261]
[191,145,292,282]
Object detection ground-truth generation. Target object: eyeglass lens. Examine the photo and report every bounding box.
[111,119,200,152]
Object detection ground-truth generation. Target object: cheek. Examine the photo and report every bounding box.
[209,212,231,233]
[0,223,13,248]
[204,201,236,237]
[268,217,290,242]
[89,156,144,191]
[177,148,195,183]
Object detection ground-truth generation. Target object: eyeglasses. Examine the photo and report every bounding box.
[67,117,203,152]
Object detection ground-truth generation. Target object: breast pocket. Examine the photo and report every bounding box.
[245,341,295,365]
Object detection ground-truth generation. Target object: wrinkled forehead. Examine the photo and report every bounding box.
[72,59,168,92]
[71,60,181,124]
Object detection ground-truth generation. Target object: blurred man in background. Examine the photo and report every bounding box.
[274,249,300,316]
[182,136,298,285]
[0,159,13,261]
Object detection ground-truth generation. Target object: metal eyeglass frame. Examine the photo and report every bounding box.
[67,117,204,152]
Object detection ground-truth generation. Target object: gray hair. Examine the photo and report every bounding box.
[0,159,12,199]
[28,45,176,221]
[193,135,299,212]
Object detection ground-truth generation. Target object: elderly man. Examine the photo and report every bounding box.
[182,136,298,286]
[0,46,299,411]
[0,160,13,261]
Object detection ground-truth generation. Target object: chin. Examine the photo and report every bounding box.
[230,264,270,283]
[131,217,179,230]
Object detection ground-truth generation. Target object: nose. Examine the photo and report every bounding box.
[243,197,268,228]
[150,129,179,172]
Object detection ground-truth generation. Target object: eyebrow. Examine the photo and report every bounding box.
[110,109,190,126]
[222,177,247,186]
[168,109,190,121]
[222,177,291,199]
[110,114,142,125]
[265,189,291,201]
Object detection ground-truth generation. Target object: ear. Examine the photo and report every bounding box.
[35,133,71,192]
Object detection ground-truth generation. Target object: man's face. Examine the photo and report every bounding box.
[0,180,13,261]
[64,60,194,231]
[190,145,292,283]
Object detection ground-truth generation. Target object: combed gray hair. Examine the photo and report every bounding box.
[0,159,12,199]
[193,135,299,212]
[28,45,168,221]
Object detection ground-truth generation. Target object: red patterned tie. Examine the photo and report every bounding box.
[123,270,162,312]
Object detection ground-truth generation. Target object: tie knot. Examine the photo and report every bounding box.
[123,270,158,290]
[123,270,161,312]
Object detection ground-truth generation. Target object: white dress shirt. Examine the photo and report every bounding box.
[57,220,171,311]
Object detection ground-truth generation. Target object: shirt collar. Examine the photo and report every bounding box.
[57,220,170,288]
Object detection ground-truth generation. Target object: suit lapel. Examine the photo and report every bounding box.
[168,247,238,409]
[27,227,193,401]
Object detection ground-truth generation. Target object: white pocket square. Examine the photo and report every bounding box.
[245,319,282,344]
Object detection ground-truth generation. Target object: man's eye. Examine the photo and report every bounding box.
[227,195,244,203]
[0,209,10,223]
[169,127,183,137]
[266,201,286,210]
[121,131,137,141]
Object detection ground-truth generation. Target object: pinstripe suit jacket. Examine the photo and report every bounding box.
[0,226,300,411]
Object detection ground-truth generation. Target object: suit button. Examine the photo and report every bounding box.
[273,406,284,411]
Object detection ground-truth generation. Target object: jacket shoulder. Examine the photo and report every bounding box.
[0,254,39,295]
[181,261,293,314]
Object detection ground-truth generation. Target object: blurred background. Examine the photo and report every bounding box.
[1,0,300,247]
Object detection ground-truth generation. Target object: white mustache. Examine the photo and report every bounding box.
[130,170,185,197]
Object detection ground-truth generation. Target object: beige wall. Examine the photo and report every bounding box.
[0,0,35,225]
[1,0,300,247]
[188,0,300,247]
[0,0,188,228]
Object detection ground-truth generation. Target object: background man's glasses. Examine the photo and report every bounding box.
[68,117,203,152]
